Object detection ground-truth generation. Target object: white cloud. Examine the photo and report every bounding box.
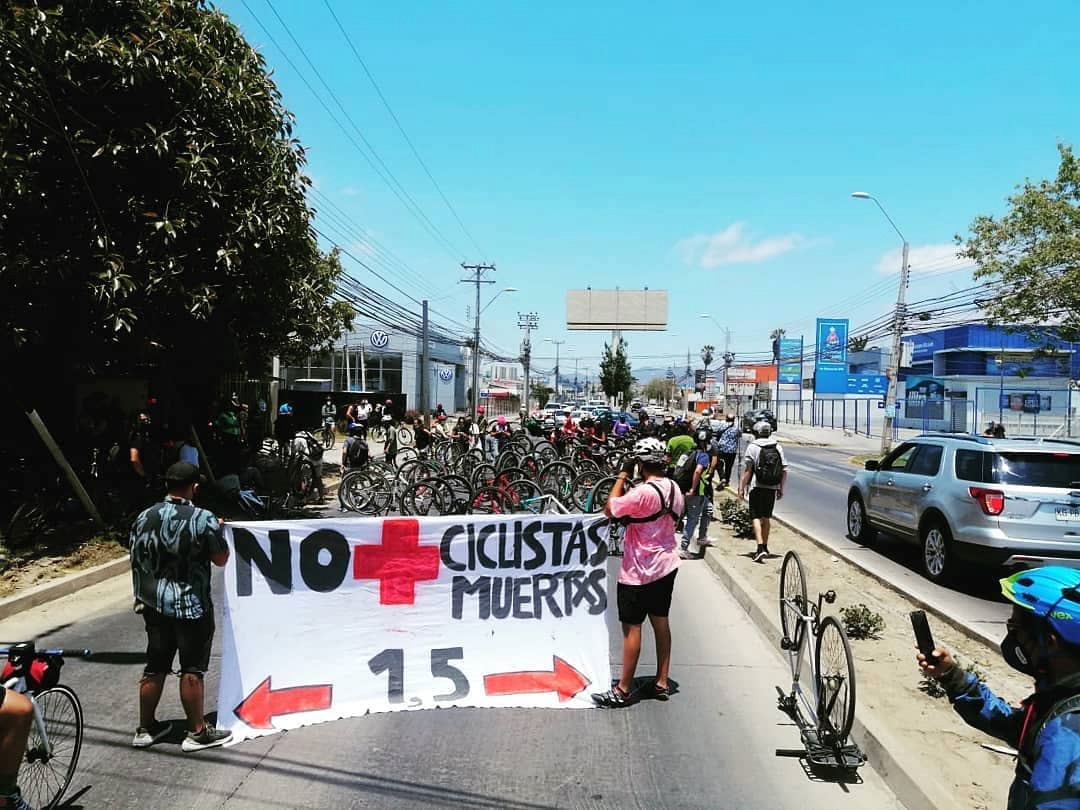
[676,223,805,268]
[875,243,974,275]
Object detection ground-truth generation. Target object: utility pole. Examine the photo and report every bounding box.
[461,263,496,420]
[518,312,539,415]
[881,241,910,453]
[546,338,566,400]
[420,299,430,428]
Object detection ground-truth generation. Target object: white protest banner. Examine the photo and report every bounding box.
[217,513,611,743]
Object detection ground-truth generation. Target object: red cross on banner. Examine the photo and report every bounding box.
[353,518,441,605]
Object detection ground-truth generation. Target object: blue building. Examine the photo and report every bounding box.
[900,324,1079,435]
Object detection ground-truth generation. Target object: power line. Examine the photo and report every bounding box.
[240,0,465,261]
[321,0,486,259]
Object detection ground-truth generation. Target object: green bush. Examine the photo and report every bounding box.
[839,603,886,640]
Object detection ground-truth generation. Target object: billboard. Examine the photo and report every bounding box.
[846,375,888,395]
[566,290,668,331]
[814,318,849,394]
[778,337,802,385]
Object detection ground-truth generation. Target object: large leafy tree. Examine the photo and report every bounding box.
[0,0,352,401]
[958,144,1080,340]
[599,340,633,404]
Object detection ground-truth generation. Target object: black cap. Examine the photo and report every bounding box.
[165,461,202,487]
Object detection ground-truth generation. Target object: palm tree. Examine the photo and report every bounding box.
[769,328,786,342]
[700,344,715,370]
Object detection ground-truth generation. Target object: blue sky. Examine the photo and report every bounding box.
[219,0,1079,379]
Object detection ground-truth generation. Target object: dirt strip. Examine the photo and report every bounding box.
[705,497,1032,810]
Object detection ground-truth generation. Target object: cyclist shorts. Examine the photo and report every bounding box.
[142,607,214,676]
[748,488,777,519]
[617,569,677,625]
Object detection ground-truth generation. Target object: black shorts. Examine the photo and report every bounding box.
[749,488,777,519]
[142,606,214,676]
[617,569,678,625]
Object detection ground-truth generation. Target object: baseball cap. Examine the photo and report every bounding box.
[165,461,203,487]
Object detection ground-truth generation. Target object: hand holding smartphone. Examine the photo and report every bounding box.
[910,610,938,666]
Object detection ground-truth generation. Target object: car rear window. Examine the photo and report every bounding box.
[955,449,993,483]
[993,452,1080,488]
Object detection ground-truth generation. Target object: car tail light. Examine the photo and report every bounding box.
[969,487,1005,516]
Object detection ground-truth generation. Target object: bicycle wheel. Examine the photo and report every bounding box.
[397,426,413,446]
[400,479,448,516]
[506,479,543,512]
[538,460,576,499]
[570,471,603,511]
[814,616,857,745]
[780,551,808,654]
[322,427,336,450]
[22,684,83,810]
[469,485,513,515]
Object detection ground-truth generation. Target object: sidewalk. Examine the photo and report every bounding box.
[774,421,922,453]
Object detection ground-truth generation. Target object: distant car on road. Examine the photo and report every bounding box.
[612,411,640,429]
[846,434,1080,584]
[741,409,777,433]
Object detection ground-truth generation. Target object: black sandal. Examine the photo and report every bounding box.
[591,685,631,708]
[652,682,672,701]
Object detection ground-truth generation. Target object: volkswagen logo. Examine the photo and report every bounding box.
[369,330,390,349]
[438,368,453,382]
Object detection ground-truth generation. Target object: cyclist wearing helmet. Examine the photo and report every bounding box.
[613,414,630,438]
[920,566,1080,808]
[593,437,685,708]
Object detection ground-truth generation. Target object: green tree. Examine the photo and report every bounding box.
[642,377,668,403]
[700,344,715,370]
[847,335,870,352]
[958,144,1080,340]
[533,384,554,409]
[599,340,633,404]
[0,0,352,401]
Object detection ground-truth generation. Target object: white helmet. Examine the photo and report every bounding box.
[632,437,666,465]
[753,421,773,438]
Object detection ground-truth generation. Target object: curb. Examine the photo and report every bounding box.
[766,510,999,650]
[0,556,129,622]
[702,549,951,810]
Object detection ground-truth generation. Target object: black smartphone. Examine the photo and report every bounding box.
[910,610,938,665]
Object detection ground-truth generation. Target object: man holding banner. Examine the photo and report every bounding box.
[594,437,684,707]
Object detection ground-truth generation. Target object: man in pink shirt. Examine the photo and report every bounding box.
[592,437,684,707]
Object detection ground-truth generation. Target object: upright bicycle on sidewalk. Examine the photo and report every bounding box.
[2,641,91,809]
[775,551,865,771]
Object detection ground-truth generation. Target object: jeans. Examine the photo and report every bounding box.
[682,494,710,554]
[484,435,499,462]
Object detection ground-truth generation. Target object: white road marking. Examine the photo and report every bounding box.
[785,460,824,473]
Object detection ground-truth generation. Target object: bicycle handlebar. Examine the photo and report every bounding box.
[0,647,93,658]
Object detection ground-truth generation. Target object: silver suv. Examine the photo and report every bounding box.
[846,434,1080,584]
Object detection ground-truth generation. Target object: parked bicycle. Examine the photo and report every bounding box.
[775,551,865,771]
[1,642,91,809]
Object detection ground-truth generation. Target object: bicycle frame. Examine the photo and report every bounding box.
[781,592,829,730]
[1,676,51,758]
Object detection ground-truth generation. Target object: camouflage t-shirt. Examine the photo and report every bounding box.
[126,498,226,619]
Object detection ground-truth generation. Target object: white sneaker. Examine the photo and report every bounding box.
[181,724,232,752]
[132,720,172,748]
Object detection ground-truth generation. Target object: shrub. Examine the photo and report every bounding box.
[839,603,885,640]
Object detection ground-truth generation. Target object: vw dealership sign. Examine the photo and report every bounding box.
[370,330,390,349]
[438,368,454,382]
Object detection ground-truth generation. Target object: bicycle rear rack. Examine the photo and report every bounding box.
[775,686,866,772]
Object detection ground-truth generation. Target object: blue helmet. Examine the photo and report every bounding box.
[278,403,293,415]
[1001,567,1080,646]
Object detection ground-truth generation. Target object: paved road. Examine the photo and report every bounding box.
[1,558,902,808]
[761,442,1010,640]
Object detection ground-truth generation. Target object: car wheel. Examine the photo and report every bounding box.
[847,495,875,544]
[921,518,954,584]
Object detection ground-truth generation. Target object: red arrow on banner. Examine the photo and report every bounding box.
[483,656,591,702]
[234,676,333,730]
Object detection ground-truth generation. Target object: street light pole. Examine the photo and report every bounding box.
[852,192,910,455]
[546,338,565,400]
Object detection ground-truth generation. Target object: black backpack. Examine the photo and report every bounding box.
[673,449,698,491]
[345,438,369,468]
[754,442,784,486]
